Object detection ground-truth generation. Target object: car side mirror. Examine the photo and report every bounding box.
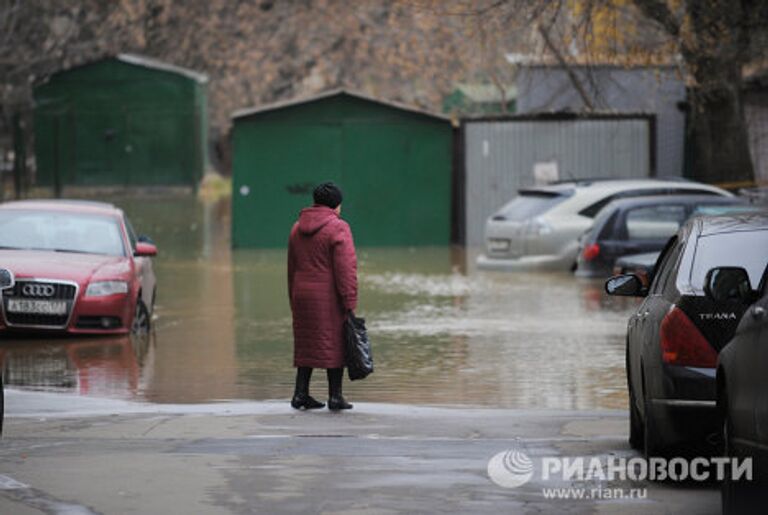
[605,274,646,297]
[137,235,155,244]
[134,242,157,257]
[704,267,754,303]
[0,268,14,290]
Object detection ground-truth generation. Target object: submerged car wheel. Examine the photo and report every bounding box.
[131,299,150,335]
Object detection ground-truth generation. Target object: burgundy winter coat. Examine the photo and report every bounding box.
[288,205,358,369]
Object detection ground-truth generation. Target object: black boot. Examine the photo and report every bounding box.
[327,368,353,410]
[291,367,325,409]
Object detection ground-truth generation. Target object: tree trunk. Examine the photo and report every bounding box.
[688,63,754,185]
[630,0,757,185]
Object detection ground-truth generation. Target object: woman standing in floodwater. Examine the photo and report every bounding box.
[287,182,357,411]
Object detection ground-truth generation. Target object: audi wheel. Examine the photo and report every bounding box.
[131,299,150,335]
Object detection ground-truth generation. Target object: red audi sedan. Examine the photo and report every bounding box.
[0,200,157,334]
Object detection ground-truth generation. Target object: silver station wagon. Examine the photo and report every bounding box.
[477,179,732,272]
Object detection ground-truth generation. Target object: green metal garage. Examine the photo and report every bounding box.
[33,54,208,190]
[231,90,453,248]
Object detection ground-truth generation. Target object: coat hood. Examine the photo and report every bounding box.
[297,206,338,235]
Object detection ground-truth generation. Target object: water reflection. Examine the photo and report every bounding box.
[1,334,152,398]
[0,196,640,409]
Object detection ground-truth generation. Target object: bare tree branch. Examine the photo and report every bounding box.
[537,24,594,110]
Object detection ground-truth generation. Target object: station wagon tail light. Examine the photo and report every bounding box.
[527,218,552,236]
[660,306,718,367]
[582,243,600,261]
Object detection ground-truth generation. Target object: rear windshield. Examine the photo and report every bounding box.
[689,230,768,290]
[493,191,570,221]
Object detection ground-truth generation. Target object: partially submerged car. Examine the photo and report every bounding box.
[576,195,747,278]
[477,179,731,272]
[0,200,157,334]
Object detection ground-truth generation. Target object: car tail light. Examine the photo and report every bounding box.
[527,218,553,236]
[582,243,600,261]
[660,306,718,367]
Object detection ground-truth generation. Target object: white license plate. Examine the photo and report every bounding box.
[488,239,511,252]
[7,299,67,315]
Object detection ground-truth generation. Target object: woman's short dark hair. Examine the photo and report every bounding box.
[313,182,343,209]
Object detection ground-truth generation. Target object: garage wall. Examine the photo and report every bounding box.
[516,65,683,178]
[34,58,206,188]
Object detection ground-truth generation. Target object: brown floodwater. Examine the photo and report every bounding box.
[0,196,641,409]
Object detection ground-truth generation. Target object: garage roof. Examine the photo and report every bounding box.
[38,53,209,86]
[232,88,450,121]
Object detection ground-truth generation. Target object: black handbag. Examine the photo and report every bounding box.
[344,312,373,381]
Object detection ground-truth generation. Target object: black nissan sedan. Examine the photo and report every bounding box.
[576,195,748,278]
[606,213,768,458]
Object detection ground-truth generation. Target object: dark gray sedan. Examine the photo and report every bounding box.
[576,195,748,278]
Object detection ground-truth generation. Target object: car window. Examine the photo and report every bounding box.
[493,191,570,221]
[124,216,138,251]
[668,188,719,197]
[662,241,686,297]
[597,211,620,240]
[579,187,721,218]
[579,195,618,218]
[624,205,687,240]
[649,236,680,295]
[689,229,768,291]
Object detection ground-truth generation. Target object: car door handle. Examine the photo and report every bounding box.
[753,306,766,320]
[639,311,650,319]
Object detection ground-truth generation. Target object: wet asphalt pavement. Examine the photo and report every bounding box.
[1,390,718,515]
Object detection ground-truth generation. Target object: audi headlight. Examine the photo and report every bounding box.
[86,281,128,297]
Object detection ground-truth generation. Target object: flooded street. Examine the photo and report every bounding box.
[0,196,639,409]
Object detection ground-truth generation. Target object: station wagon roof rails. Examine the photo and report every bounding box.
[549,177,693,187]
[548,177,632,186]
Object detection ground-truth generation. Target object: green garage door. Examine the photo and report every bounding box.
[73,113,124,185]
[233,123,343,247]
[127,112,189,185]
[231,92,453,248]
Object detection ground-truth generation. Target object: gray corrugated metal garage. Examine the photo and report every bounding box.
[462,114,653,246]
[515,65,683,178]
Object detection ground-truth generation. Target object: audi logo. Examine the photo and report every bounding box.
[22,283,56,297]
